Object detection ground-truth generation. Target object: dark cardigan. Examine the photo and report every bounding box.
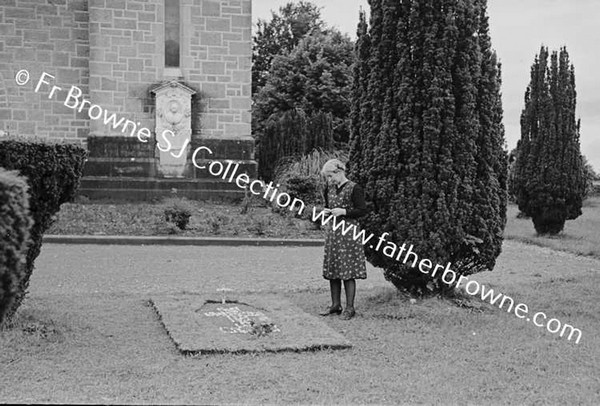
[323,181,368,219]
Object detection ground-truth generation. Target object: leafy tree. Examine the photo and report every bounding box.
[252,1,325,95]
[590,161,600,180]
[512,46,586,234]
[252,3,354,182]
[507,145,519,202]
[581,155,598,199]
[253,30,355,147]
[349,0,507,295]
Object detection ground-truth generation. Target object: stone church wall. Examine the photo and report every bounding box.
[0,0,252,144]
[0,0,90,140]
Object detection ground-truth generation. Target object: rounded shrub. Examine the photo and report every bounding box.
[273,148,349,218]
[162,197,194,230]
[0,169,33,327]
[0,137,87,319]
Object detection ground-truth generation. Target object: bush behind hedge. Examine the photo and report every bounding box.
[0,136,87,319]
[257,109,335,181]
[273,148,349,213]
[0,169,32,327]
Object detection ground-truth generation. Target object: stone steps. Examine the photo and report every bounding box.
[77,176,246,201]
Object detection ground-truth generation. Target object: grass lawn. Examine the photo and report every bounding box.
[2,196,599,404]
[505,196,600,259]
[1,243,599,404]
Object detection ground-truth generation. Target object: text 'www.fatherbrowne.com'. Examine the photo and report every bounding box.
[16,68,583,344]
[310,208,583,344]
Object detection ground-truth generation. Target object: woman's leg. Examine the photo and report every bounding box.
[320,279,342,315]
[343,279,356,310]
[331,279,342,308]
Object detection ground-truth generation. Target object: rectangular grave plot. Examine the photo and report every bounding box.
[150,294,352,355]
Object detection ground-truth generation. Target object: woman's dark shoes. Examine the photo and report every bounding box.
[319,305,343,316]
[341,308,356,320]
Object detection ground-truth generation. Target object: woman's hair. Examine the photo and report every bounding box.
[321,159,346,175]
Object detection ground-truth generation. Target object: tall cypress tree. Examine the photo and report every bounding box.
[349,0,507,294]
[349,9,370,183]
[513,46,585,234]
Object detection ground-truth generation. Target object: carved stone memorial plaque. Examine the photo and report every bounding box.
[152,81,196,178]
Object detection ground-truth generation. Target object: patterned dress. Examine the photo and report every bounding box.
[322,180,367,280]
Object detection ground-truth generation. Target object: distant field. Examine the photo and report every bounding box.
[505,196,600,259]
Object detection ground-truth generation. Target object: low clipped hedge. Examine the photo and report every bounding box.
[0,137,87,319]
[0,169,32,326]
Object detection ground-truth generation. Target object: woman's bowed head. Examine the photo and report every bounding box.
[321,159,348,217]
[319,159,368,320]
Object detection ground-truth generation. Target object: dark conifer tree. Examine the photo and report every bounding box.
[349,0,507,294]
[348,9,370,183]
[512,46,585,234]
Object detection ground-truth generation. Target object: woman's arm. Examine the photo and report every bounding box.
[344,184,367,218]
[321,184,329,208]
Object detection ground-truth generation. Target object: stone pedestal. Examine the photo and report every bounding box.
[78,77,258,202]
[83,136,158,178]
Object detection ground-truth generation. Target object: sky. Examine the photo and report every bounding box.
[252,0,600,173]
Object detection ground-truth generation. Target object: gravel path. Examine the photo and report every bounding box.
[30,244,389,297]
[30,240,600,298]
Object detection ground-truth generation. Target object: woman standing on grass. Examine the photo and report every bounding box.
[319,159,368,320]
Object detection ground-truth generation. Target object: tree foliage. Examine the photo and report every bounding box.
[512,46,586,234]
[507,146,518,203]
[256,108,334,181]
[253,30,355,147]
[272,148,349,212]
[349,0,507,295]
[252,2,355,182]
[582,155,598,199]
[252,1,325,95]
